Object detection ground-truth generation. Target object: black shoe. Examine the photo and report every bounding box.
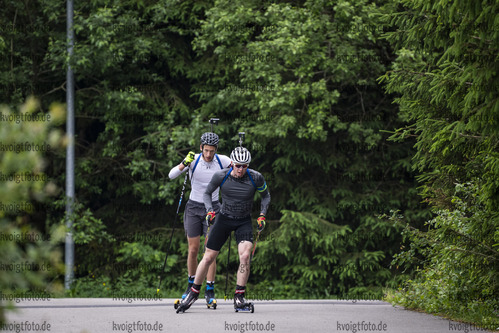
[234,292,248,309]
[177,288,199,313]
[181,279,194,300]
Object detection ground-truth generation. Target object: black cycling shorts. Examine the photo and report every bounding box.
[206,213,254,252]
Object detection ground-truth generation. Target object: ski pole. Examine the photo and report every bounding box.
[224,233,232,300]
[250,231,261,263]
[157,171,189,293]
[203,217,211,255]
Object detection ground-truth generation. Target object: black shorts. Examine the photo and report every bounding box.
[206,214,254,252]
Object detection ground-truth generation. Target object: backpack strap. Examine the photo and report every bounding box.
[247,169,267,192]
[246,169,257,189]
[220,167,233,188]
[219,169,266,192]
[215,154,223,169]
[192,154,223,177]
[190,154,202,176]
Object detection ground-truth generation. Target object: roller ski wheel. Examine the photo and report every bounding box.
[235,303,254,313]
[206,299,217,309]
[176,304,187,314]
[176,301,192,313]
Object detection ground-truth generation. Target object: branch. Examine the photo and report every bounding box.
[447,247,498,262]
[458,133,484,139]
[42,82,65,97]
[386,69,433,77]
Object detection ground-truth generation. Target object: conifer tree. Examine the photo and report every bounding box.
[379,0,498,325]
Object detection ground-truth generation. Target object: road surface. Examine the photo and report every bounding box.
[1,298,495,333]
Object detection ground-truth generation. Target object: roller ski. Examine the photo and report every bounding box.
[174,277,194,309]
[205,282,217,309]
[176,288,199,313]
[234,292,254,313]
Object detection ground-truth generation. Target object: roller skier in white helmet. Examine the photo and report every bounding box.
[176,146,271,313]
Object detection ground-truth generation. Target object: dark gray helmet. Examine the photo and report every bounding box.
[230,147,251,164]
[201,132,219,147]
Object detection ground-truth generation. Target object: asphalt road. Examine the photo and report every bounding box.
[1,298,496,333]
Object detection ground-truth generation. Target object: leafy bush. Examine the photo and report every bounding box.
[0,99,65,324]
[387,182,499,329]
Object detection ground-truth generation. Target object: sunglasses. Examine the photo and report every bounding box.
[234,164,248,169]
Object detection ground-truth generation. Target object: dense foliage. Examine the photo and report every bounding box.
[1,0,496,327]
[188,0,431,298]
[0,99,65,325]
[379,0,499,327]
[388,183,498,328]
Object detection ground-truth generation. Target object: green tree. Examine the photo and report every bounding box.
[1,0,192,296]
[190,0,430,296]
[45,0,209,296]
[0,0,429,301]
[380,0,499,209]
[379,0,499,326]
[389,183,498,328]
[0,98,65,324]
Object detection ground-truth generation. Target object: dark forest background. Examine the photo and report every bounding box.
[0,0,497,328]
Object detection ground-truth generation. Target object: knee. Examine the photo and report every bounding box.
[203,253,217,266]
[239,252,250,265]
[188,246,199,257]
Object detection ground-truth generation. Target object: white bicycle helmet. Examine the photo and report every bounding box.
[230,147,251,164]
